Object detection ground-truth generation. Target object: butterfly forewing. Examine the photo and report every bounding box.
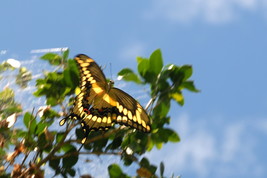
[60,54,151,143]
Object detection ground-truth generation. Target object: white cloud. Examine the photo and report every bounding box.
[220,123,244,162]
[146,0,265,23]
[146,113,267,177]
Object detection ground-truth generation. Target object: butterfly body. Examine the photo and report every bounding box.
[60,54,151,143]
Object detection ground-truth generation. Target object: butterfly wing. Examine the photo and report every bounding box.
[60,54,151,144]
[59,54,108,127]
[108,88,151,132]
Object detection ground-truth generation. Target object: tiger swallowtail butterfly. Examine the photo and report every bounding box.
[60,54,151,143]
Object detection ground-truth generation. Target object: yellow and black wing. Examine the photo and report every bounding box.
[109,87,151,132]
[60,54,151,143]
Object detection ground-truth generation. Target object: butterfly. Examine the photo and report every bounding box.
[60,54,151,143]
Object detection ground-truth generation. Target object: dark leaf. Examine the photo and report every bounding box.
[67,168,76,177]
[106,136,123,150]
[140,157,150,168]
[62,146,78,168]
[49,158,60,170]
[160,162,165,177]
[153,96,170,118]
[158,128,180,143]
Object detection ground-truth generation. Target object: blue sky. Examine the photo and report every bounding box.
[1,1,267,177]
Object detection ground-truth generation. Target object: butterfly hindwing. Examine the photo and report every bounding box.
[109,88,151,132]
[60,54,151,143]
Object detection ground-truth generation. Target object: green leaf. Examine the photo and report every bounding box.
[121,154,134,166]
[137,55,158,83]
[56,132,65,143]
[160,128,180,143]
[46,97,58,106]
[121,132,148,154]
[153,96,170,118]
[67,168,76,177]
[63,59,79,89]
[23,112,36,134]
[138,157,157,175]
[92,137,109,152]
[168,131,180,142]
[63,49,69,60]
[181,81,200,92]
[62,146,78,168]
[62,144,76,153]
[23,112,32,129]
[41,108,60,120]
[0,88,22,119]
[155,142,163,149]
[149,49,163,75]
[106,136,123,150]
[75,128,85,144]
[35,122,47,135]
[169,65,183,85]
[15,67,32,89]
[180,65,192,81]
[108,164,129,178]
[137,57,150,77]
[29,119,37,135]
[118,68,142,84]
[49,158,60,170]
[37,133,47,149]
[41,53,62,66]
[170,92,184,106]
[140,157,150,168]
[160,162,165,177]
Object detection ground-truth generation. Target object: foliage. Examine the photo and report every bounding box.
[0,49,198,177]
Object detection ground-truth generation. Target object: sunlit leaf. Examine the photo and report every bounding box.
[41,53,62,66]
[149,49,163,75]
[137,57,150,77]
[170,92,184,106]
[180,65,192,81]
[23,112,34,129]
[63,49,69,60]
[15,67,32,88]
[108,164,129,178]
[181,81,200,92]
[118,68,142,84]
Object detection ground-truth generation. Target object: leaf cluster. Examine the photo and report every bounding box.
[0,49,198,178]
[118,49,199,150]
